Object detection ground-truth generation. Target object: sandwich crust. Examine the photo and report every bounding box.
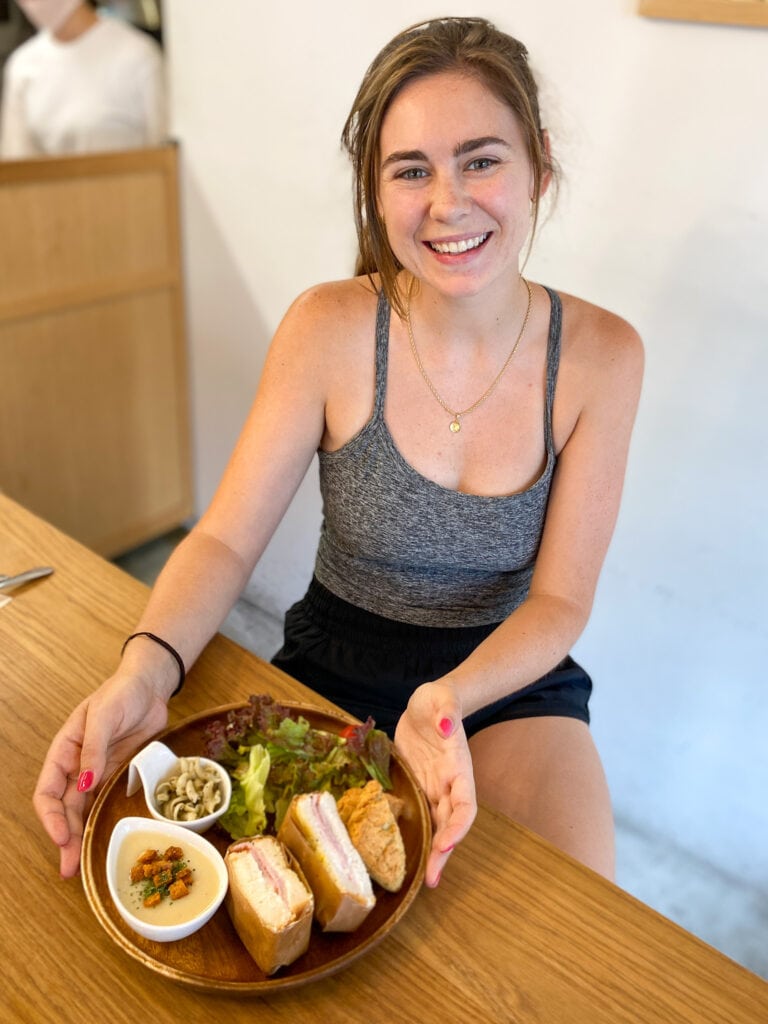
[225,836,313,975]
[278,791,375,932]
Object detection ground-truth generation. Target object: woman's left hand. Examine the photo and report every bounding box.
[394,680,476,887]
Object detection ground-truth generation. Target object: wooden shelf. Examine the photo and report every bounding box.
[639,0,768,28]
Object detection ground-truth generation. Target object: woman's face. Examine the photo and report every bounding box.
[377,71,541,303]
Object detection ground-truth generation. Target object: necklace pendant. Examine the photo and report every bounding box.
[449,417,461,433]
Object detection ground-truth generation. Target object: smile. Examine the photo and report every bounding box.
[427,232,489,255]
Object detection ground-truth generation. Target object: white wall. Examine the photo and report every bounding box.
[164,1,767,892]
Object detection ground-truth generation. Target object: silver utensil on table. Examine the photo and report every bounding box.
[0,567,55,591]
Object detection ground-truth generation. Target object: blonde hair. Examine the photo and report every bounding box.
[341,17,556,319]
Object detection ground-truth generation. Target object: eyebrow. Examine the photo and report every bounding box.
[456,136,511,156]
[380,136,512,170]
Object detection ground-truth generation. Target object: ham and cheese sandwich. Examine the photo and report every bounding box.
[278,791,375,932]
[225,835,313,974]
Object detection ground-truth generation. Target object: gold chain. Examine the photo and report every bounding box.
[405,278,533,433]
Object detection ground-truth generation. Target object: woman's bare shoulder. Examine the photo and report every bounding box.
[558,290,643,357]
[556,289,644,388]
[264,275,381,389]
[281,275,380,336]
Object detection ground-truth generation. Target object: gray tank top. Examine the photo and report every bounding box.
[314,286,562,627]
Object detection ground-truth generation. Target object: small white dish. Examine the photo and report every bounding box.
[126,740,231,834]
[106,816,228,942]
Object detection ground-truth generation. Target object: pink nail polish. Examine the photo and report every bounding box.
[439,717,453,737]
[77,770,94,792]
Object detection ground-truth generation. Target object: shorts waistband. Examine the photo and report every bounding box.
[302,577,501,648]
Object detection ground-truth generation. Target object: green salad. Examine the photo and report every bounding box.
[203,694,392,840]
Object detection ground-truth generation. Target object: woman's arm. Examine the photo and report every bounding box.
[395,303,644,884]
[444,304,644,715]
[114,283,338,672]
[33,283,344,874]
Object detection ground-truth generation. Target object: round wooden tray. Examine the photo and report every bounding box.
[81,701,430,993]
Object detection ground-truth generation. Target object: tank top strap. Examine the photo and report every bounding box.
[542,286,563,457]
[371,287,391,420]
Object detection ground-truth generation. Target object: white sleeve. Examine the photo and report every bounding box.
[0,59,40,158]
[136,45,168,146]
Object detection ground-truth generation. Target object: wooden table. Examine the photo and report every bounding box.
[1,492,766,1023]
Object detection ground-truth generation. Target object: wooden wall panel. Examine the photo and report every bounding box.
[0,146,192,556]
[638,0,768,28]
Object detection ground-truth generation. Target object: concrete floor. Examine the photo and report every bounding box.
[115,532,768,981]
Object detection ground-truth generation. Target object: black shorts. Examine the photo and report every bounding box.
[271,578,592,739]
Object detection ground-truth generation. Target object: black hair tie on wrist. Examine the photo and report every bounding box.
[121,631,186,697]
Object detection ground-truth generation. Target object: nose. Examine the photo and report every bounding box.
[429,171,471,223]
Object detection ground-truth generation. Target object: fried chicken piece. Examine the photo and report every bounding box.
[337,780,406,893]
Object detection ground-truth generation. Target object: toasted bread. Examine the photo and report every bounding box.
[337,780,406,892]
[278,791,375,932]
[225,835,313,974]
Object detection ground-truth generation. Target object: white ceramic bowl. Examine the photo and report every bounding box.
[106,816,228,942]
[126,740,232,834]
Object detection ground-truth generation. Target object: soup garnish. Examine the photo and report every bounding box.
[129,845,192,908]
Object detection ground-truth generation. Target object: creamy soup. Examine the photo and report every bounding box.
[115,829,221,927]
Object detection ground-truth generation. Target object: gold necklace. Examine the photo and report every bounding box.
[405,278,533,433]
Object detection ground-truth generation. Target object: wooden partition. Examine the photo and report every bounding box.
[0,144,192,557]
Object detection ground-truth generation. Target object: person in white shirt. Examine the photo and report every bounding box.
[0,0,166,158]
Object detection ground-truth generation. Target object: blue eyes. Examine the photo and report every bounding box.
[467,157,495,171]
[394,157,498,180]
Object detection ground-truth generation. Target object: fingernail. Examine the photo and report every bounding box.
[440,844,455,854]
[77,770,94,792]
[439,717,453,738]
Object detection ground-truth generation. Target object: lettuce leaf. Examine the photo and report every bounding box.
[204,695,393,838]
[217,743,270,839]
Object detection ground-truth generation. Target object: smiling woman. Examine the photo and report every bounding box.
[342,18,557,321]
[34,16,643,895]
[375,73,538,316]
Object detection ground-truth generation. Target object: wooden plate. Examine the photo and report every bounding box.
[81,701,431,993]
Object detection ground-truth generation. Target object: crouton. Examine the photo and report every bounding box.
[168,879,189,900]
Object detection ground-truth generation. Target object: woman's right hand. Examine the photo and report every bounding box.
[394,680,477,888]
[33,672,170,878]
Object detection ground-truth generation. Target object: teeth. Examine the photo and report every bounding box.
[429,233,488,254]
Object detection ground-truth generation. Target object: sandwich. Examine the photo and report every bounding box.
[277,790,376,932]
[337,780,406,892]
[225,835,313,975]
